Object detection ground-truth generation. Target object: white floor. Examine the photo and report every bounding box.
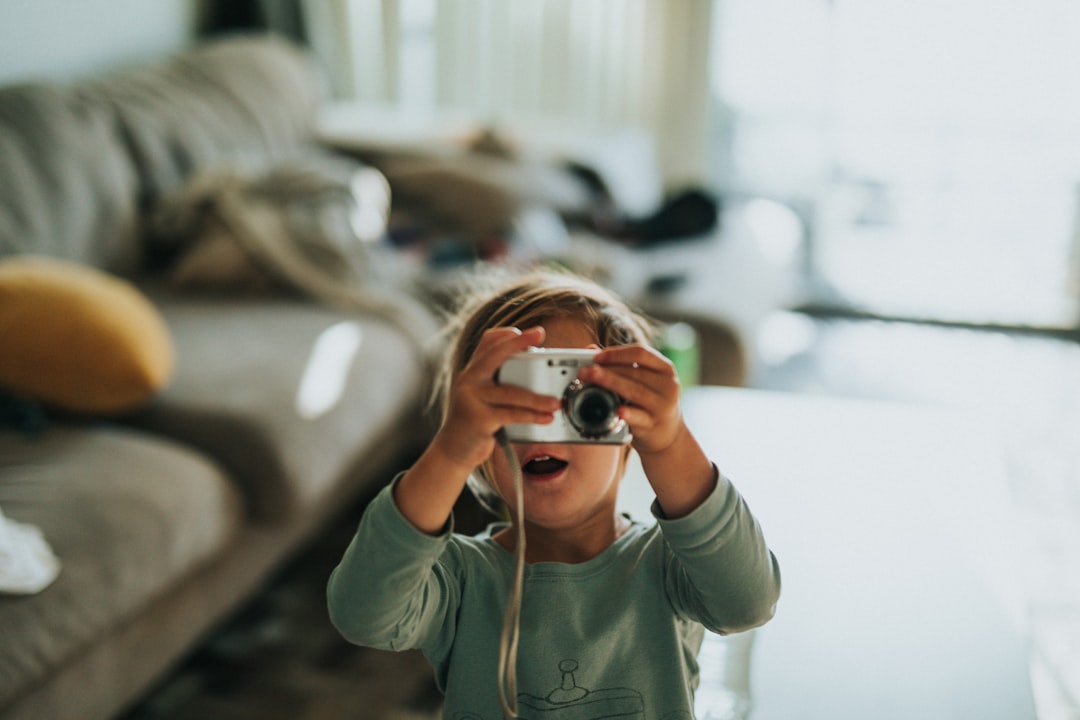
[747,317,1080,719]
[621,386,1038,719]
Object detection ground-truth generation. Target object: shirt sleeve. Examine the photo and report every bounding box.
[654,467,782,634]
[326,475,461,652]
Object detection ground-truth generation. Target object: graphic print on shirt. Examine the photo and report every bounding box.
[454,658,644,720]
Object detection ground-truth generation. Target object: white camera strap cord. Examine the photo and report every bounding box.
[494,428,525,720]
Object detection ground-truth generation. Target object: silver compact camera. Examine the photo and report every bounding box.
[497,348,631,444]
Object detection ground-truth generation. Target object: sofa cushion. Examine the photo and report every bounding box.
[127,293,432,523]
[0,425,243,710]
[0,82,140,274]
[0,256,175,414]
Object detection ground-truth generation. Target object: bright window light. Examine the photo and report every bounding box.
[713,0,1080,328]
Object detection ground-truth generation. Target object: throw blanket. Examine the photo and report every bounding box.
[146,160,439,357]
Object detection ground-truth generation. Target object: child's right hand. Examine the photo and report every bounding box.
[396,326,556,534]
[431,326,560,477]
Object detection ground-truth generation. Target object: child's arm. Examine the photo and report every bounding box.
[394,325,559,534]
[584,345,715,518]
[658,471,782,633]
[587,345,780,631]
[328,477,453,650]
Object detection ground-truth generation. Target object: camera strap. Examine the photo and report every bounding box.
[495,428,525,720]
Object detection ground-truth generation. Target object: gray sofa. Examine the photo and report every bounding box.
[0,35,437,720]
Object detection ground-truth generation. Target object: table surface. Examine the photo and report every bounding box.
[618,386,1036,720]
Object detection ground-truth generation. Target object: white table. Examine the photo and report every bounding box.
[618,387,1036,719]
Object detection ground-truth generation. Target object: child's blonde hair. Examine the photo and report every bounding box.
[435,266,657,514]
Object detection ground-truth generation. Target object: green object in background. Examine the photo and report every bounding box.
[659,322,700,388]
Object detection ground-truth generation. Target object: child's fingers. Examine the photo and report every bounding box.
[464,326,545,381]
[441,385,555,458]
[614,403,656,431]
[583,346,678,407]
[581,363,667,412]
[594,345,672,374]
[493,406,558,427]
[481,384,560,416]
[447,372,557,436]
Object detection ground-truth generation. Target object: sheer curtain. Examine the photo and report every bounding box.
[301,0,715,189]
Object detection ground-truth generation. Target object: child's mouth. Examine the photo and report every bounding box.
[522,455,569,479]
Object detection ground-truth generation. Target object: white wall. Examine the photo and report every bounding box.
[0,0,198,84]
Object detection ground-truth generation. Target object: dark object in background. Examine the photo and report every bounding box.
[600,187,722,248]
[563,162,721,247]
[645,272,690,296]
[196,0,306,43]
[196,0,265,35]
[627,188,722,246]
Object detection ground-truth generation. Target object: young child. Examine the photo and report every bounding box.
[327,268,781,719]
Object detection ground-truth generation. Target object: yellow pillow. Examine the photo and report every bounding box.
[0,256,175,414]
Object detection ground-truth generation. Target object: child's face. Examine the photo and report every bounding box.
[487,317,628,533]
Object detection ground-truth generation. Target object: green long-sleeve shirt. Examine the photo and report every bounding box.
[328,470,780,720]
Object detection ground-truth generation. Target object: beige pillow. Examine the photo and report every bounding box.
[0,256,175,414]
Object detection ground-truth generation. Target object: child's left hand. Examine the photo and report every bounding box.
[580,344,685,456]
[583,344,716,518]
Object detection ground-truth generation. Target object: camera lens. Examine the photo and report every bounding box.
[564,381,622,439]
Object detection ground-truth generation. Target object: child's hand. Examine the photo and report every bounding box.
[432,326,560,475]
[582,345,685,456]
[396,326,557,535]
[584,344,716,519]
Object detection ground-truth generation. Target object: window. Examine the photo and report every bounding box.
[712,0,1080,329]
[307,0,713,190]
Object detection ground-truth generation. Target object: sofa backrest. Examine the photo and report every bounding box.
[92,34,325,212]
[0,82,142,274]
[0,33,325,276]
